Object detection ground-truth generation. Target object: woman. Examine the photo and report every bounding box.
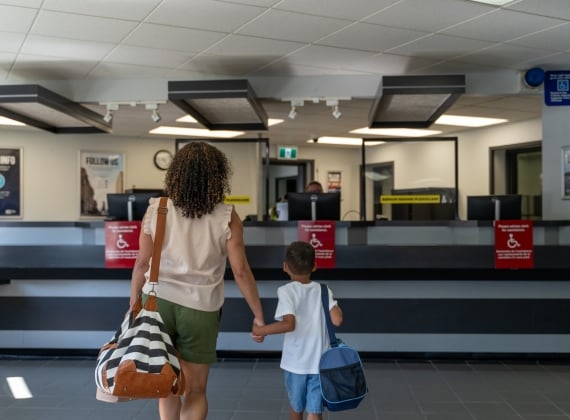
[129,142,265,420]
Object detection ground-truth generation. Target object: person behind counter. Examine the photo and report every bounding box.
[305,180,323,193]
[129,141,265,420]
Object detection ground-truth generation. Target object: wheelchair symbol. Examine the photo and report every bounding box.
[309,233,323,248]
[507,233,520,249]
[116,234,129,249]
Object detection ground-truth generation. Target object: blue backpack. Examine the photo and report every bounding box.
[319,284,368,411]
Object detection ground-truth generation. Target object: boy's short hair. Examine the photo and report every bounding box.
[285,241,315,275]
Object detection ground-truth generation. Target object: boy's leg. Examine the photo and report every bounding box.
[305,374,324,420]
[289,408,303,420]
[284,371,307,420]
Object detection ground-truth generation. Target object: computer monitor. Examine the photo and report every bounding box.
[467,194,522,220]
[287,192,341,221]
[106,192,162,221]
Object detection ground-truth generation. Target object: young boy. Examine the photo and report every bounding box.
[253,241,343,420]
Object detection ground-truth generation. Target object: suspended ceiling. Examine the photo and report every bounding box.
[0,0,562,146]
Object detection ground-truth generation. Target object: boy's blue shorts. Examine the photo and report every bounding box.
[284,370,323,414]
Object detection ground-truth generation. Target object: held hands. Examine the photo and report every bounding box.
[251,317,265,343]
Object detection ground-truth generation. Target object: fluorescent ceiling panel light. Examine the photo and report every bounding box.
[369,75,465,129]
[469,0,514,5]
[0,116,25,126]
[306,136,384,146]
[168,79,268,131]
[268,118,284,126]
[351,127,442,137]
[435,114,508,127]
[7,377,33,399]
[0,84,111,133]
[149,126,244,138]
[176,115,198,123]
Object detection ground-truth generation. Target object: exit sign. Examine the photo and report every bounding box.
[278,146,298,159]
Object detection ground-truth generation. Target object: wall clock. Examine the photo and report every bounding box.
[153,149,173,170]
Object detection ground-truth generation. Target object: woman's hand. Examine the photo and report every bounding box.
[251,318,265,343]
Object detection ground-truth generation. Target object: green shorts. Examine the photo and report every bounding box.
[142,295,221,364]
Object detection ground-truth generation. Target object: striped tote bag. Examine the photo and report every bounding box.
[95,294,185,400]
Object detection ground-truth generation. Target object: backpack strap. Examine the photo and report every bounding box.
[320,283,339,348]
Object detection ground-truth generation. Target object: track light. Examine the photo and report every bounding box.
[145,103,161,123]
[332,105,342,120]
[288,106,297,120]
[103,103,119,123]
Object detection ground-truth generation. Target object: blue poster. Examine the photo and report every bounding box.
[545,71,570,106]
[0,148,21,217]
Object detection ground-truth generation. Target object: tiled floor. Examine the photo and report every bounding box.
[2,355,570,419]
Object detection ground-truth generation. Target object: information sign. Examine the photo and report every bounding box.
[494,220,534,269]
[545,70,570,106]
[105,221,141,268]
[297,220,336,268]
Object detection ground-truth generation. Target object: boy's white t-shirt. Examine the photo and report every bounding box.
[275,281,337,374]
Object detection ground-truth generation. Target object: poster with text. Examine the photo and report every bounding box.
[80,151,124,217]
[494,220,534,269]
[105,221,141,268]
[563,146,570,198]
[0,148,21,217]
[327,171,342,193]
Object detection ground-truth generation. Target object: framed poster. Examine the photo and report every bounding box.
[327,171,341,193]
[0,148,22,217]
[563,146,570,199]
[80,151,124,217]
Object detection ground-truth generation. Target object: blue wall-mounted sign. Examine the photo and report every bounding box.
[545,70,570,106]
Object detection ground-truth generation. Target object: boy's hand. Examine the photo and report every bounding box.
[251,318,265,343]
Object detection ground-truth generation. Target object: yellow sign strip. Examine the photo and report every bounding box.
[380,194,441,204]
[224,196,251,204]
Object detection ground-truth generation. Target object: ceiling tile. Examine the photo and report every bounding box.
[32,10,139,43]
[317,23,427,53]
[0,4,38,33]
[506,0,570,20]
[442,9,566,43]
[183,55,271,77]
[507,22,570,52]
[284,45,377,71]
[343,52,441,75]
[251,61,364,76]
[104,45,192,68]
[22,35,115,61]
[0,31,26,54]
[124,24,227,53]
[363,0,494,32]
[205,34,304,56]
[87,62,207,80]
[148,0,264,32]
[459,44,556,69]
[388,34,493,61]
[10,54,97,79]
[0,0,42,7]
[237,9,350,43]
[42,0,161,20]
[275,0,398,21]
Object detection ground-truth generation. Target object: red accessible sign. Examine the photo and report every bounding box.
[297,220,336,268]
[105,221,141,268]
[494,220,534,269]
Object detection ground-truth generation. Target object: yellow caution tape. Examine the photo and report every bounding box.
[224,196,251,204]
[380,195,441,204]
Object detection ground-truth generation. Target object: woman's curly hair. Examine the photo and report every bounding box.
[164,142,232,218]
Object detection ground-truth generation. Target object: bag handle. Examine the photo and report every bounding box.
[320,283,339,348]
[148,196,168,284]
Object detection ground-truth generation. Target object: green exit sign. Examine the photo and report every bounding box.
[278,146,298,159]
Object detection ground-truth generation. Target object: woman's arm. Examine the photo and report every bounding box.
[129,223,153,311]
[226,208,265,327]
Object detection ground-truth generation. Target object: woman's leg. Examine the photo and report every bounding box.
[159,395,181,420]
[180,359,211,420]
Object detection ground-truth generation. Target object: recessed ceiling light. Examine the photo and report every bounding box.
[0,116,26,126]
[351,127,442,137]
[149,126,244,138]
[436,115,508,127]
[468,0,514,5]
[306,137,384,146]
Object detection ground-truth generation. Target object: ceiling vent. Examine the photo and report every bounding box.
[168,79,268,131]
[369,75,465,129]
[0,84,111,133]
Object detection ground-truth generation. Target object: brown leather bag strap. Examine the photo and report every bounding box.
[148,196,168,284]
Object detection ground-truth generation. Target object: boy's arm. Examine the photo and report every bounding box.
[252,314,295,336]
[330,305,343,327]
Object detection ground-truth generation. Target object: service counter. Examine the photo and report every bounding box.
[2,220,570,357]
